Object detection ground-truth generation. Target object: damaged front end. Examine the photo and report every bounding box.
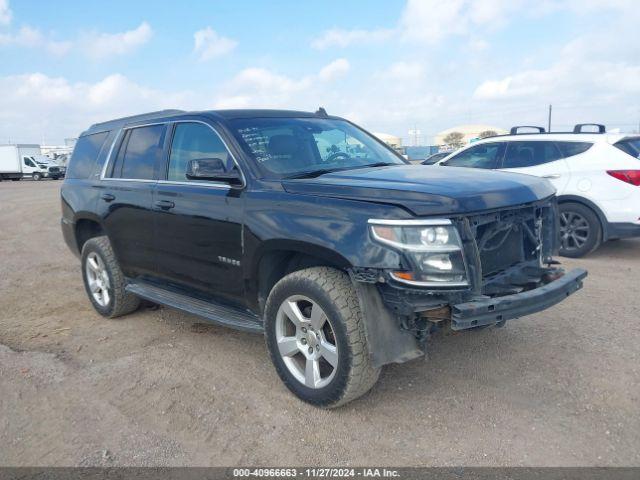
[352,197,587,368]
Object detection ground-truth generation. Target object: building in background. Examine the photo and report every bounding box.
[434,124,507,149]
[373,132,402,149]
[373,132,407,157]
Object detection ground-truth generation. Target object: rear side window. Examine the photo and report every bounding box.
[110,125,166,180]
[66,131,109,179]
[614,138,640,159]
[556,141,592,158]
[502,141,561,168]
[443,143,503,169]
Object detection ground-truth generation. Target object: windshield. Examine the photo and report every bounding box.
[228,117,406,178]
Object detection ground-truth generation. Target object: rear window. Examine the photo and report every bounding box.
[66,131,109,179]
[556,141,592,158]
[614,138,640,159]
[110,125,166,180]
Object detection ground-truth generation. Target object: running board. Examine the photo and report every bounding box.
[125,281,264,334]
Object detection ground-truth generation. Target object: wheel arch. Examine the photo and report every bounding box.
[251,240,353,314]
[556,194,609,240]
[74,215,106,253]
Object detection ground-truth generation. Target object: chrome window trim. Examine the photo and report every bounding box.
[98,130,122,179]
[99,122,167,181]
[156,179,230,190]
[165,119,247,188]
[368,218,452,226]
[100,177,156,184]
[100,122,168,182]
[97,118,245,186]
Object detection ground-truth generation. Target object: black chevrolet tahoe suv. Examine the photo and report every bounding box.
[61,108,587,407]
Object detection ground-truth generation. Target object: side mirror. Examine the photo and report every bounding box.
[185,158,242,185]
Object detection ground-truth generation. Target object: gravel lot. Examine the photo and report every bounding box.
[1,180,639,467]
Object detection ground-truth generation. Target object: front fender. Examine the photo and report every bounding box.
[243,190,407,270]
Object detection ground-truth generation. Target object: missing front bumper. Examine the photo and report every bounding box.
[450,268,588,330]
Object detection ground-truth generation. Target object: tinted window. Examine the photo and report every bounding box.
[502,141,561,168]
[556,141,593,158]
[443,143,502,169]
[228,117,404,177]
[614,138,640,159]
[167,123,233,181]
[111,125,166,180]
[66,131,109,179]
[23,157,36,167]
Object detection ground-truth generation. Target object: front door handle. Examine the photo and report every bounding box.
[101,193,116,202]
[542,174,561,179]
[154,200,175,210]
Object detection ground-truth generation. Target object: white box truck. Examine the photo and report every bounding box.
[0,144,56,181]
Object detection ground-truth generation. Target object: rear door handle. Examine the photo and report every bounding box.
[154,200,175,210]
[542,174,561,179]
[101,193,116,202]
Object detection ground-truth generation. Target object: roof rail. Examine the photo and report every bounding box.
[573,123,606,133]
[510,126,546,135]
[90,109,186,129]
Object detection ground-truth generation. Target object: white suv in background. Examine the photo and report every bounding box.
[435,124,640,257]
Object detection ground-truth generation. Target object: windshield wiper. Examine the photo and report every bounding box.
[284,162,399,180]
[356,162,398,169]
[284,167,353,179]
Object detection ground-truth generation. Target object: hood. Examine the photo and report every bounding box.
[282,164,555,216]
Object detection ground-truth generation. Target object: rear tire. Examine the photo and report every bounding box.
[11,178,21,181]
[558,202,602,258]
[81,236,140,318]
[264,267,380,408]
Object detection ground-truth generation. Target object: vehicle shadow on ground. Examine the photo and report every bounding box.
[584,238,640,260]
[340,323,563,411]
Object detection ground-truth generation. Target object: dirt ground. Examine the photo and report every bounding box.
[1,180,638,467]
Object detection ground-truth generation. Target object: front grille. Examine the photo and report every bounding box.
[469,205,542,279]
[479,227,524,276]
[49,167,60,173]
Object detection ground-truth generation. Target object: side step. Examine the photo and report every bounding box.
[125,281,264,334]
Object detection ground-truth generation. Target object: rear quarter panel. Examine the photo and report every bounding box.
[562,143,640,223]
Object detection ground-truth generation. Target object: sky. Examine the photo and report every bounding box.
[0,0,639,145]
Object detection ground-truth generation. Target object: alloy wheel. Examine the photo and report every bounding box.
[85,252,111,307]
[560,211,590,252]
[275,295,338,389]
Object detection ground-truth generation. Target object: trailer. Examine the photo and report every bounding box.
[0,144,51,181]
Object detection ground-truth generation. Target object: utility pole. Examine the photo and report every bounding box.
[547,104,552,132]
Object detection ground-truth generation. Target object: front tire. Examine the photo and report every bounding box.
[264,267,380,408]
[559,202,602,258]
[32,172,42,181]
[81,236,140,318]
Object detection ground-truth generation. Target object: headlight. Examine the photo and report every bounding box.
[369,219,468,287]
